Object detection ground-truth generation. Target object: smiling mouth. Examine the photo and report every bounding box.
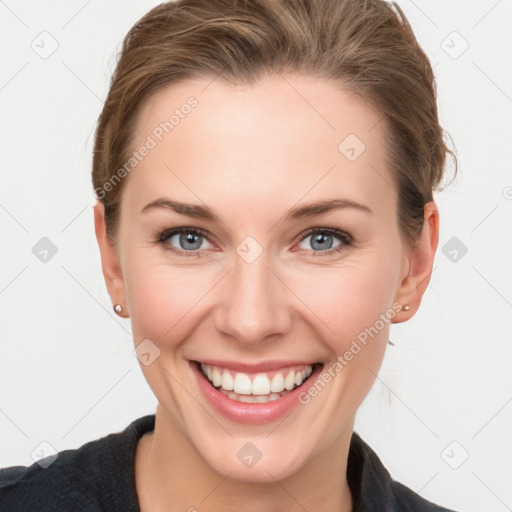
[194,361,323,404]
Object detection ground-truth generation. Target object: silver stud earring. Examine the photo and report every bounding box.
[401,304,410,311]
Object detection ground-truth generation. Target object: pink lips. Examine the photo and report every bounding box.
[190,360,323,425]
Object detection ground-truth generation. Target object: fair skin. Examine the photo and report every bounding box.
[94,73,439,512]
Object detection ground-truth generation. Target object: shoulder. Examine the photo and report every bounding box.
[390,480,458,512]
[0,414,155,512]
[349,431,460,512]
[0,461,86,511]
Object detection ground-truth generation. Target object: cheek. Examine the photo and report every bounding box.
[123,259,216,407]
[290,256,398,350]
[124,257,215,345]
[290,257,399,417]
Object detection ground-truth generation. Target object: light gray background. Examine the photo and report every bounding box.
[1,1,511,511]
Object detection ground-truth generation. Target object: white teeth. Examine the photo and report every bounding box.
[270,372,285,393]
[221,370,234,391]
[233,373,252,395]
[252,374,271,395]
[212,368,222,387]
[201,364,212,380]
[200,363,315,396]
[284,371,296,391]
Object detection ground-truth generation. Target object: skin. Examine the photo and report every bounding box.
[93,73,439,512]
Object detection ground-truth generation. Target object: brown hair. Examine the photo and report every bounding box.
[92,0,457,248]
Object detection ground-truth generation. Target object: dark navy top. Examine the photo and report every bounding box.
[0,414,458,511]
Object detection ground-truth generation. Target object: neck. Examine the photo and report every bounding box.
[135,405,354,512]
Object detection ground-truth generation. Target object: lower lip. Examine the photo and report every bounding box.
[190,361,323,425]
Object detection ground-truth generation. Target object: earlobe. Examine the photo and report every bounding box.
[392,201,440,323]
[93,200,127,311]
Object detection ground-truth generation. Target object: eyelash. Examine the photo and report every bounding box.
[155,226,353,258]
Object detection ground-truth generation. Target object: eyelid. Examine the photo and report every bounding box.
[294,226,352,245]
[157,226,217,251]
[158,226,209,240]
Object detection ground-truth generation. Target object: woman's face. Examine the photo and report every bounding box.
[95,73,431,482]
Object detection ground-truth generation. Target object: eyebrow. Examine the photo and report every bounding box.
[140,197,372,221]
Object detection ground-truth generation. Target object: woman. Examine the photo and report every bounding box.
[0,0,459,510]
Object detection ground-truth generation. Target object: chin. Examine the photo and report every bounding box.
[204,449,306,484]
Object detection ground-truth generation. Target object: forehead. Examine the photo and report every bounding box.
[124,73,396,218]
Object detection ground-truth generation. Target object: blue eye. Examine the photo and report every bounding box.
[155,227,352,258]
[296,228,352,257]
[157,227,211,258]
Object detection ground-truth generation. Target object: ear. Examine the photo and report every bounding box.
[93,200,129,318]
[392,201,439,323]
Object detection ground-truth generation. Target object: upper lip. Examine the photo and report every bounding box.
[193,359,320,373]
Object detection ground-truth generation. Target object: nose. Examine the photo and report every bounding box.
[214,247,292,346]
